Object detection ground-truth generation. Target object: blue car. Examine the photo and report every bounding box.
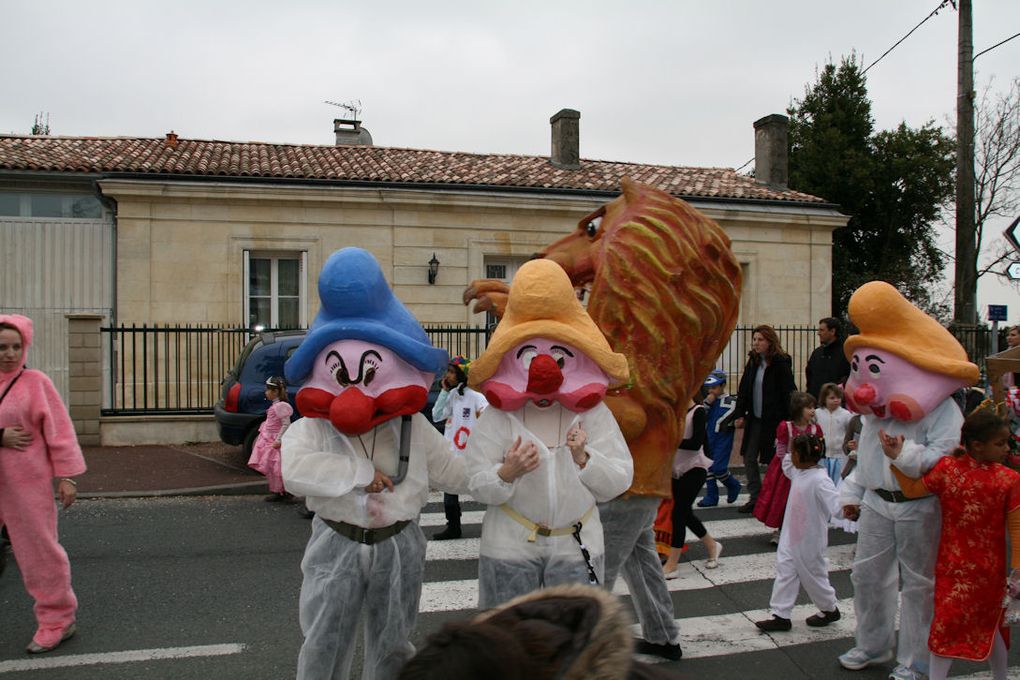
[214,330,306,456]
[214,330,444,455]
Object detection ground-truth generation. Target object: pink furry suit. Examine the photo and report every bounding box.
[0,314,86,644]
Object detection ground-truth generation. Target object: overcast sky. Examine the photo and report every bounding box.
[2,0,1018,319]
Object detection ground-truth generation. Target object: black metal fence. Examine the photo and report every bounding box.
[101,324,251,415]
[100,322,996,416]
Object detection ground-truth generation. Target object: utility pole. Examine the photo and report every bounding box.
[953,0,977,325]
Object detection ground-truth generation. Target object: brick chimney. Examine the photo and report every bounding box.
[334,119,373,146]
[550,109,580,169]
[753,114,788,188]
[164,130,179,150]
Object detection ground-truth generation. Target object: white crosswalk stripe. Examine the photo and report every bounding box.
[416,495,1019,675]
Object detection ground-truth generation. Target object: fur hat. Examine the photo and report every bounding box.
[468,260,629,388]
[843,281,979,384]
[285,248,447,383]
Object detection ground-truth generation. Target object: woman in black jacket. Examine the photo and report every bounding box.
[733,325,797,513]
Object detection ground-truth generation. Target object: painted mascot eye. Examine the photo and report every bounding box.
[585,215,602,238]
[850,356,859,373]
[549,344,574,368]
[516,345,538,370]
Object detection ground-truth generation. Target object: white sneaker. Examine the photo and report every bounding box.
[705,542,723,569]
[888,664,928,680]
[769,530,780,545]
[663,566,681,580]
[838,647,894,670]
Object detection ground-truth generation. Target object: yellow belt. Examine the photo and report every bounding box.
[499,504,595,543]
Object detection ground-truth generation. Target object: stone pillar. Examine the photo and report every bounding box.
[550,108,581,169]
[67,314,103,446]
[753,114,789,188]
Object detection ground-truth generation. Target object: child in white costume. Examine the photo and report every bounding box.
[281,248,468,680]
[755,434,841,632]
[464,259,633,609]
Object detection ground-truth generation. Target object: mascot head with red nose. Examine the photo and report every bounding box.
[843,281,978,422]
[285,248,447,436]
[468,259,629,412]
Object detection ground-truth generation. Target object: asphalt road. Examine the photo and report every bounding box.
[0,495,1016,679]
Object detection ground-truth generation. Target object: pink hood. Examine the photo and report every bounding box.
[0,313,32,375]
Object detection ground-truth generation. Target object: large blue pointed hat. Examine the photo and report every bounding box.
[285,248,448,383]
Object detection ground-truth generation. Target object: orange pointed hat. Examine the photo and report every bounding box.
[844,281,979,384]
[468,259,630,388]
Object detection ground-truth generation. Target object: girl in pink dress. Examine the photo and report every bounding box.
[754,392,822,544]
[247,376,293,501]
[0,314,86,654]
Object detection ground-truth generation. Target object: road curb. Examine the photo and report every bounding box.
[78,480,269,499]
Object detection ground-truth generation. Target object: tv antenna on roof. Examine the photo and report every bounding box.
[324,99,362,121]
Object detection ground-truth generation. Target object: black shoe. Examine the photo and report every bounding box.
[431,525,462,541]
[755,616,792,632]
[297,504,315,519]
[737,500,756,514]
[806,608,841,627]
[635,639,683,660]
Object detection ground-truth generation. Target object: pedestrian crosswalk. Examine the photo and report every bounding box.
[415,492,1019,678]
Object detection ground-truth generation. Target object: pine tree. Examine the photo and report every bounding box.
[788,55,955,316]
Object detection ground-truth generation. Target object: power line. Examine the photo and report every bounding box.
[974,31,1020,60]
[735,157,754,173]
[862,0,954,76]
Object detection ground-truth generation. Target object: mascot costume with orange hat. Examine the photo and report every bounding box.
[464,259,633,609]
[836,282,979,680]
[465,180,742,659]
[281,248,468,680]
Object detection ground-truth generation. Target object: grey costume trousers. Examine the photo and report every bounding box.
[598,495,681,645]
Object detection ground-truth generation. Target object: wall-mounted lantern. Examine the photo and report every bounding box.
[427,253,440,285]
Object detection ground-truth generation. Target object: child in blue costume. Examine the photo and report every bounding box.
[698,370,742,507]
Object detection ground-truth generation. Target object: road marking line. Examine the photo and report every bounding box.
[422,516,784,561]
[0,644,246,673]
[418,544,856,611]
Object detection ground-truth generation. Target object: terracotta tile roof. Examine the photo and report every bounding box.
[0,134,828,204]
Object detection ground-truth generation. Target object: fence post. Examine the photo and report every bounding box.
[66,314,104,446]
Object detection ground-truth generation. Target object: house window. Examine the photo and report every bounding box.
[0,191,103,218]
[243,251,307,330]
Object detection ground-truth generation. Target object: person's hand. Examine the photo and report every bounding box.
[57,478,77,509]
[442,375,455,390]
[272,441,282,449]
[566,424,589,468]
[842,504,860,521]
[1,426,32,450]
[366,470,394,494]
[878,429,904,459]
[846,439,857,451]
[498,436,540,482]
[734,417,745,429]
[704,393,717,405]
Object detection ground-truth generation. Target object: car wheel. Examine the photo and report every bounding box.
[242,425,261,459]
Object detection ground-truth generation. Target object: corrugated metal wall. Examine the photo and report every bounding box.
[0,217,114,399]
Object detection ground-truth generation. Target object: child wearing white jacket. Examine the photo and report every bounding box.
[755,433,842,632]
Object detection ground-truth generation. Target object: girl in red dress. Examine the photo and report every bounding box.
[884,410,1020,680]
[754,392,822,544]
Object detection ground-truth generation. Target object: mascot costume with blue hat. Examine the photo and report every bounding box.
[281,247,468,680]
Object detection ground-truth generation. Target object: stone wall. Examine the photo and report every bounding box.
[66,314,103,446]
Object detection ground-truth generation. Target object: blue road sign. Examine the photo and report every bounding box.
[989,304,1008,321]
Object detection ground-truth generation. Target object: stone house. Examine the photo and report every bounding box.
[0,110,847,443]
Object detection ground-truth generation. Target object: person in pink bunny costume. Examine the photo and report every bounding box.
[280,248,468,680]
[0,314,86,654]
[835,282,979,680]
[463,259,633,609]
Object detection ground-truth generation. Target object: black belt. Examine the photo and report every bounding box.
[323,518,411,545]
[873,488,929,503]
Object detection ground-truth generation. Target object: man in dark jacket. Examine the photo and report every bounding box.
[805,317,851,400]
